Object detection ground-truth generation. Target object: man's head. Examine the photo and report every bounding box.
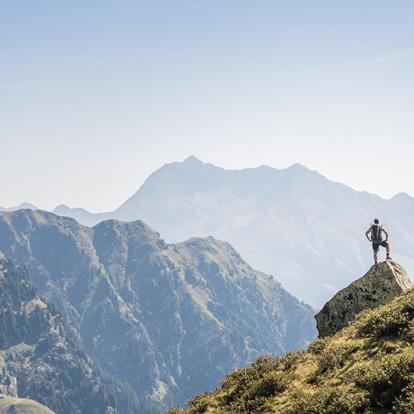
[374,218,379,224]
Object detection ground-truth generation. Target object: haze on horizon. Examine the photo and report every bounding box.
[1,1,413,212]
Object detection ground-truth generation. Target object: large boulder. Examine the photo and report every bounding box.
[315,261,413,337]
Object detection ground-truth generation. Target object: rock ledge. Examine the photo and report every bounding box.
[315,261,413,337]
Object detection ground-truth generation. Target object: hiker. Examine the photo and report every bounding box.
[365,219,391,264]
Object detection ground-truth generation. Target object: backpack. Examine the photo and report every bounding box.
[370,224,383,243]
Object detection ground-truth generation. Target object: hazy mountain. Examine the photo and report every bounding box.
[52,156,414,307]
[0,209,315,413]
[0,252,140,414]
[10,157,413,307]
[13,157,414,307]
[0,203,37,212]
[53,204,108,228]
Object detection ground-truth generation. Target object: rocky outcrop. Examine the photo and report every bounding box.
[315,260,413,337]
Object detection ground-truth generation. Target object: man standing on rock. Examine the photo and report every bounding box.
[365,218,391,264]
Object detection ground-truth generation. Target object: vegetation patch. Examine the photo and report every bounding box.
[164,289,414,414]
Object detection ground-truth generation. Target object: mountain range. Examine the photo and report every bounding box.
[5,156,413,307]
[0,209,315,412]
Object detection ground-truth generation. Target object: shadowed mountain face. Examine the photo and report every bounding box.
[0,253,140,414]
[0,210,316,413]
[49,157,414,307]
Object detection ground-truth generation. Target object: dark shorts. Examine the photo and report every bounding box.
[372,240,389,252]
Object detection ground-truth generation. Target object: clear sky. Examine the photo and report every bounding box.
[1,1,414,212]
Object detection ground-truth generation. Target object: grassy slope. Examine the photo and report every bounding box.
[0,397,54,414]
[166,288,414,414]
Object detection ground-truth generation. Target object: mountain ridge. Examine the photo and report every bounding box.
[6,157,405,215]
[0,209,315,413]
[3,156,414,307]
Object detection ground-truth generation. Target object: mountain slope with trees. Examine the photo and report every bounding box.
[0,252,140,414]
[0,209,315,412]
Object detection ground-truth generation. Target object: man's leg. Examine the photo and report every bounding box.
[386,243,391,259]
[374,250,378,264]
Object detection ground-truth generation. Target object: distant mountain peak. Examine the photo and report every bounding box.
[18,202,37,209]
[0,202,37,212]
[286,162,313,174]
[94,217,161,238]
[391,192,413,201]
[182,155,204,165]
[53,204,92,214]
[54,204,70,212]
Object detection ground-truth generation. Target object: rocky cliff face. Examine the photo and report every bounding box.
[315,261,413,337]
[0,253,140,414]
[0,209,316,412]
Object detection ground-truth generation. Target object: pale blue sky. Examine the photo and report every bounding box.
[1,1,414,211]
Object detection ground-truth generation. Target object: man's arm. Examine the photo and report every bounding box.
[383,228,389,241]
[365,229,372,242]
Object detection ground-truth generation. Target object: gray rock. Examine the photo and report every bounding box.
[315,261,413,337]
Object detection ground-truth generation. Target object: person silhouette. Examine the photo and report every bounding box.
[365,218,391,264]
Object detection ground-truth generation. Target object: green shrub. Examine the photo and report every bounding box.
[164,408,185,414]
[393,382,414,413]
[249,371,286,398]
[218,355,288,413]
[315,341,359,375]
[355,291,414,339]
[187,392,211,413]
[221,355,280,396]
[278,351,305,371]
[307,337,328,355]
[398,318,414,343]
[286,386,369,414]
[351,351,414,409]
